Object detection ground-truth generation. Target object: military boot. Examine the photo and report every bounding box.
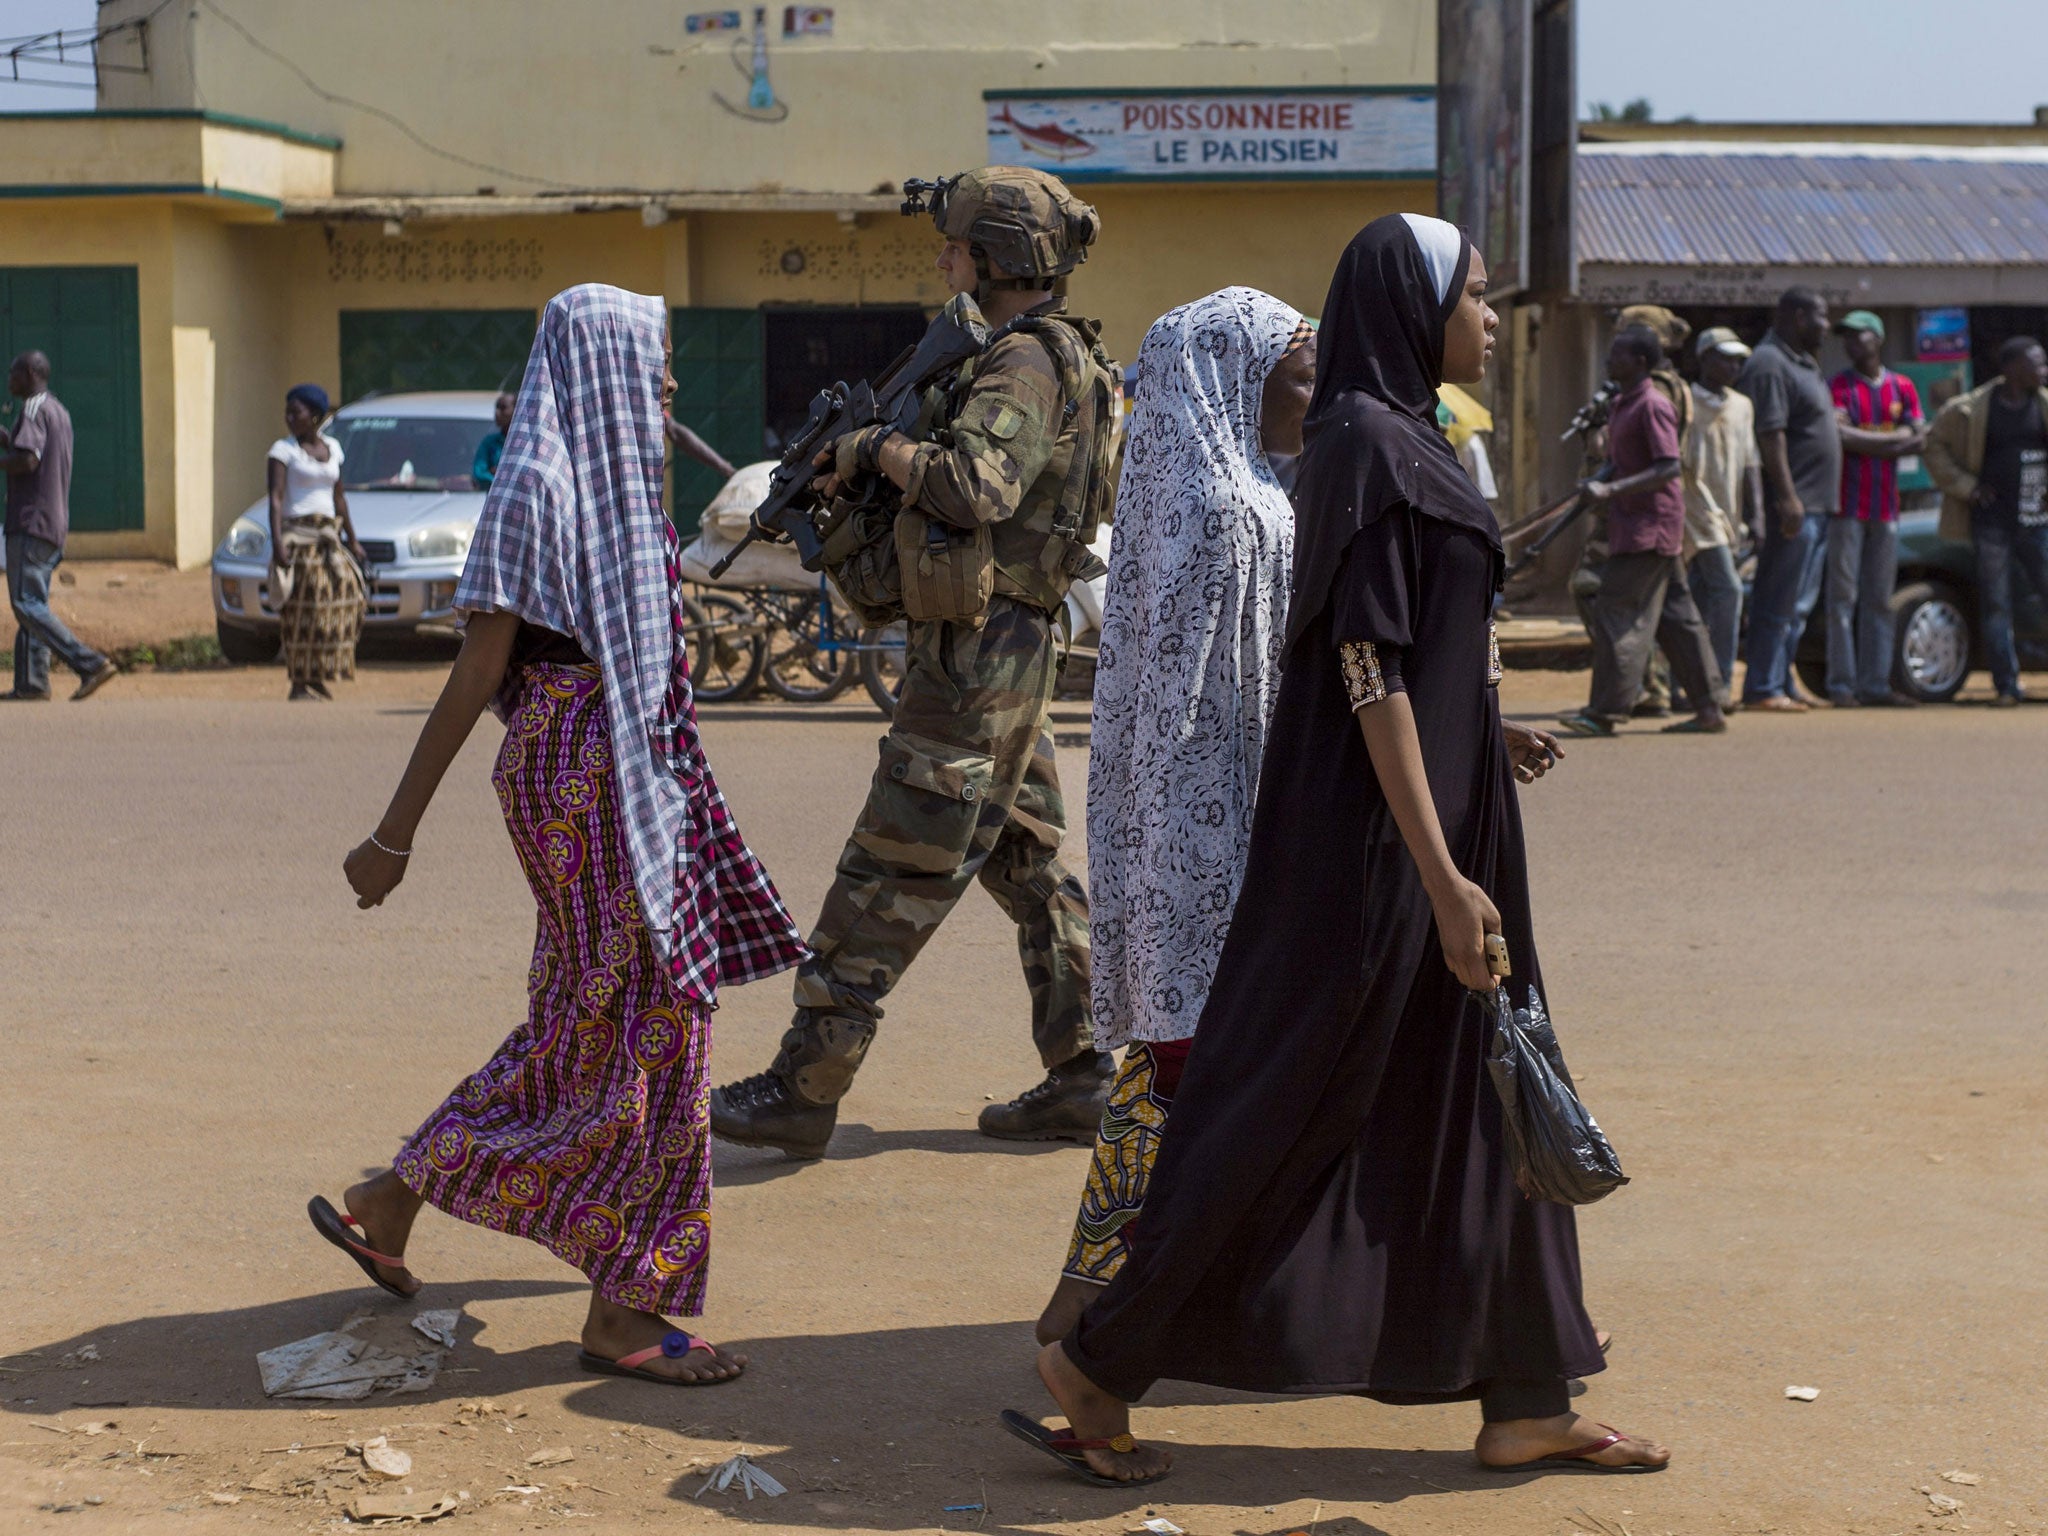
[708,1011,876,1160]
[977,1049,1116,1142]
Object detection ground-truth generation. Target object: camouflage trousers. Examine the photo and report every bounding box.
[789,595,1094,1074]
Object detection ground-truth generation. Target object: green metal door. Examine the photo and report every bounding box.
[338,310,538,405]
[669,307,764,535]
[0,266,144,533]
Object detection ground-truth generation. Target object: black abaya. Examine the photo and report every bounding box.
[1064,501,1603,1404]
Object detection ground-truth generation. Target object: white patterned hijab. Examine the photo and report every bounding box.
[1087,286,1304,1049]
[453,283,698,970]
[1123,286,1306,503]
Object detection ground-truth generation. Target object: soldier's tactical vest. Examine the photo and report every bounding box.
[823,310,1116,627]
[985,311,1117,612]
[890,311,1114,624]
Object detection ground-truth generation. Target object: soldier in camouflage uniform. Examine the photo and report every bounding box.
[710,167,1118,1159]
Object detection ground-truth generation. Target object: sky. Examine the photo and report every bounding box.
[1,0,99,109]
[4,0,2045,125]
[1578,0,2041,124]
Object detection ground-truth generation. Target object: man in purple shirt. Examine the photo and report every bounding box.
[1559,327,1727,736]
[4,350,116,701]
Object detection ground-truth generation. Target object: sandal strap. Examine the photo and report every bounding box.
[614,1332,711,1371]
[1551,1429,1629,1461]
[1048,1430,1138,1455]
[335,1213,407,1269]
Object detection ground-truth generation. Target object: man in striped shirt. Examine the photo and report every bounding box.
[1826,311,1925,706]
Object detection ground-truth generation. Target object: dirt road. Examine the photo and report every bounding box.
[4,666,2045,1536]
[0,559,216,658]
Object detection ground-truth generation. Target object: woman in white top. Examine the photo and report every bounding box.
[267,383,366,699]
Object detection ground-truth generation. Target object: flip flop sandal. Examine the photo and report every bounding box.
[577,1331,742,1387]
[999,1408,1169,1489]
[1660,716,1728,734]
[1554,713,1615,738]
[307,1195,415,1299]
[1484,1424,1667,1475]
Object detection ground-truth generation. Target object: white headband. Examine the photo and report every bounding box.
[1398,212,1467,306]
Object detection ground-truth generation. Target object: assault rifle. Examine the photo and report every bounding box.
[709,292,992,577]
[1562,378,1619,443]
[1501,381,1622,578]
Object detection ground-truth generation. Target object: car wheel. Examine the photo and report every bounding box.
[215,619,278,666]
[1890,580,1972,702]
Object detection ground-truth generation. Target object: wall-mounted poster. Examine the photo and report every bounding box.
[1916,307,1971,362]
[985,88,1435,182]
[1439,0,1532,298]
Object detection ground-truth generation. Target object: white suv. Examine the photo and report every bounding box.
[211,391,499,662]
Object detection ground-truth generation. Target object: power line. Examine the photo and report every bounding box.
[2,0,177,87]
[195,0,585,192]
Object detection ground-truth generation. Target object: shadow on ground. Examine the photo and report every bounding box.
[697,704,889,726]
[0,1280,579,1421]
[4,1299,1488,1532]
[711,1123,1077,1187]
[561,1321,1479,1525]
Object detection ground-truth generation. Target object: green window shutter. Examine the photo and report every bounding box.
[0,266,144,533]
[668,307,764,536]
[338,310,539,404]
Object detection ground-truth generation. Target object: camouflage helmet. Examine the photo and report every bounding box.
[902,167,1100,290]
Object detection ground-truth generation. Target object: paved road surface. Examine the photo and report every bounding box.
[4,668,2045,1535]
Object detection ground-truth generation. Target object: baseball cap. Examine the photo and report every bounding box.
[1835,309,1885,340]
[1694,326,1752,359]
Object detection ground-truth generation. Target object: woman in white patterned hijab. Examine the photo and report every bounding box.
[1036,286,1314,1344]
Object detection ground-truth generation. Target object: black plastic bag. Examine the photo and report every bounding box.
[1481,983,1627,1206]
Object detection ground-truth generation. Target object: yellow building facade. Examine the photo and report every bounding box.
[1,0,1438,563]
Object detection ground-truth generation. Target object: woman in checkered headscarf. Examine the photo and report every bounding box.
[311,285,806,1387]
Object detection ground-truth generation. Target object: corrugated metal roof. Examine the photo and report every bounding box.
[1576,145,2048,267]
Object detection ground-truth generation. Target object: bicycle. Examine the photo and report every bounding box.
[678,589,768,703]
[683,577,908,714]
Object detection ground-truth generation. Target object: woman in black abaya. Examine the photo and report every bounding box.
[1012,214,1672,1483]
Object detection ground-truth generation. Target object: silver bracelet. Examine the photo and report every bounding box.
[369,832,411,859]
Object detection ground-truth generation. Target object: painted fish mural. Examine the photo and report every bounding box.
[991,104,1098,163]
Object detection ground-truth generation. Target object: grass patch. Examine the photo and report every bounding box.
[113,633,230,672]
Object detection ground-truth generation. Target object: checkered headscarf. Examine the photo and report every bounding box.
[456,284,805,1000]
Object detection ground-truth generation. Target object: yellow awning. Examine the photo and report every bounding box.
[1435,383,1493,450]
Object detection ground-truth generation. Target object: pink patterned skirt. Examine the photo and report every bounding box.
[394,663,714,1316]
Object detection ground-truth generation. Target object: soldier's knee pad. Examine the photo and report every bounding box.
[771,1011,878,1107]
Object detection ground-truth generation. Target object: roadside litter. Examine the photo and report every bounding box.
[256,1309,461,1400]
[1784,1385,1820,1401]
[692,1452,786,1499]
[361,1436,412,1479]
[409,1310,460,1349]
[31,1418,117,1437]
[242,1434,437,1509]
[343,1488,465,1524]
